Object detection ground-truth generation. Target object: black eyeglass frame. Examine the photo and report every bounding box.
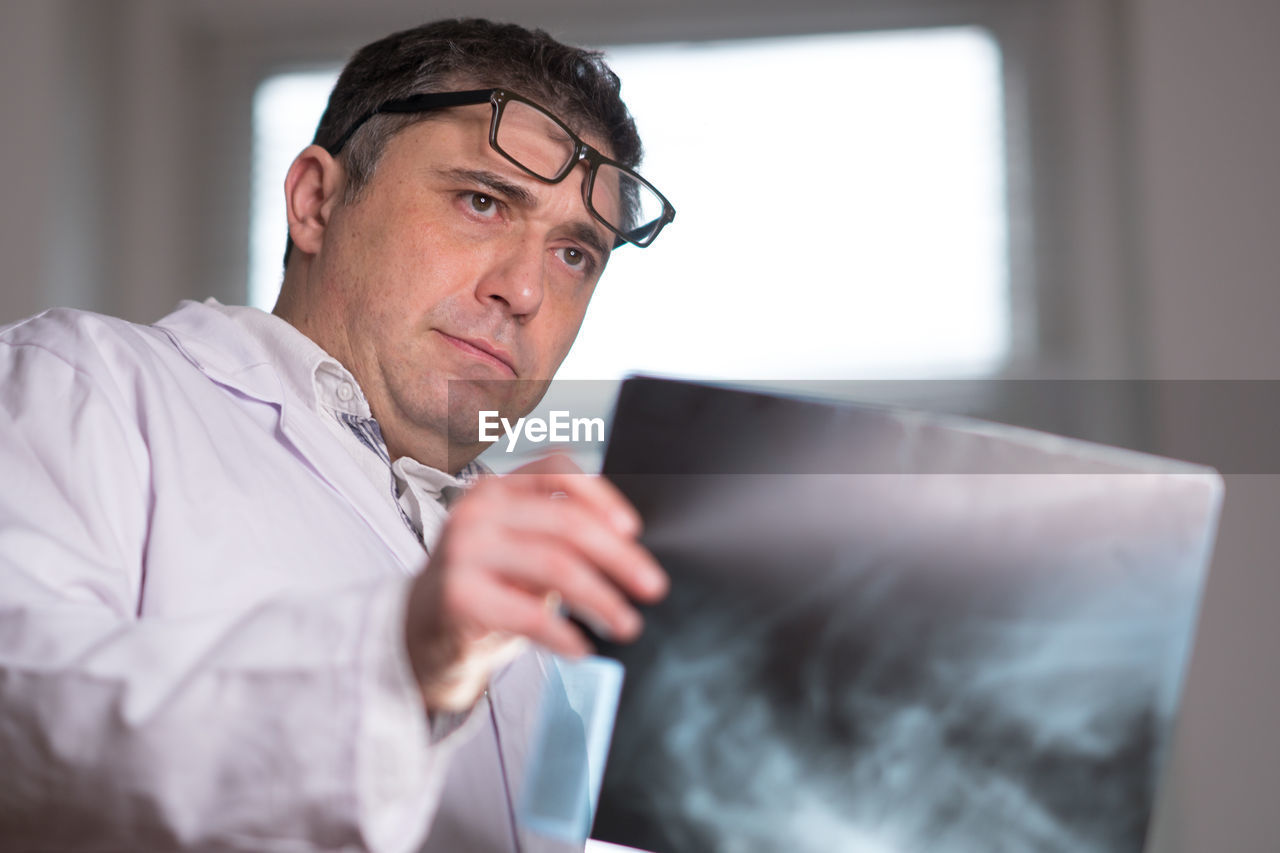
[325,88,675,249]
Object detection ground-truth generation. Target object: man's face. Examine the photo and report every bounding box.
[306,103,619,464]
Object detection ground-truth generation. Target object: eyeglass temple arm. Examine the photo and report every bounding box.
[325,89,496,155]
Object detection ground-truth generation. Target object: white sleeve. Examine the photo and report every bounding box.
[0,336,470,851]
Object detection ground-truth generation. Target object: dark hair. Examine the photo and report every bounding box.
[283,18,643,267]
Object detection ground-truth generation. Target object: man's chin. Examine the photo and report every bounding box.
[444,376,550,437]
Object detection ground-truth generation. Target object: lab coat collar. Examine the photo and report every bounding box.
[152,299,289,406]
[153,299,426,571]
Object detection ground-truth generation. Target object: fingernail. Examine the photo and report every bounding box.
[575,608,615,642]
[619,608,643,638]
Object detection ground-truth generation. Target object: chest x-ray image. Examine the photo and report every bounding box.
[589,377,1221,853]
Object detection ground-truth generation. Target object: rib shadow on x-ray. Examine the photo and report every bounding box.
[590,378,1220,853]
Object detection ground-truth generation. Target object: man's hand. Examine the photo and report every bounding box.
[403,454,667,712]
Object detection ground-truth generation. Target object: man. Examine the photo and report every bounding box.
[0,18,673,852]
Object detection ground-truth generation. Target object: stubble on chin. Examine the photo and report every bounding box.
[443,377,550,441]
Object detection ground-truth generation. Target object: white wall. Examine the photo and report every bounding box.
[0,0,194,324]
[0,1,78,319]
[1133,0,1280,381]
[1,0,1278,848]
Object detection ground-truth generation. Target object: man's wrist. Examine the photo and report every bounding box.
[415,633,529,713]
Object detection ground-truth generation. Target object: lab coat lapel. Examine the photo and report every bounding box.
[153,301,426,572]
[275,400,427,571]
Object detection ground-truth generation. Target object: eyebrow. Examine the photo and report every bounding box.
[436,167,538,207]
[566,221,611,262]
[437,166,612,261]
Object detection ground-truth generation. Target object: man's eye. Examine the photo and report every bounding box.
[556,247,592,272]
[466,193,499,217]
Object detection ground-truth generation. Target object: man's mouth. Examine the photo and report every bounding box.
[436,330,517,376]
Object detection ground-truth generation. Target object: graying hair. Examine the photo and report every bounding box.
[283,18,643,267]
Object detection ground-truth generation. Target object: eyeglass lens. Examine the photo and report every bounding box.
[493,99,667,244]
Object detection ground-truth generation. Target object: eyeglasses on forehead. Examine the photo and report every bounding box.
[325,88,675,249]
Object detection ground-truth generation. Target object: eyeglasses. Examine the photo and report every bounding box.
[326,88,675,249]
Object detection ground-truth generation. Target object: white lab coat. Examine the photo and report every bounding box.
[0,302,564,852]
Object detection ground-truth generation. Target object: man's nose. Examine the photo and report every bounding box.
[475,239,545,318]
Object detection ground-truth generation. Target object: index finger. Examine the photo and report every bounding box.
[502,453,641,537]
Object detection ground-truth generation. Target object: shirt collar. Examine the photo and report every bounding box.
[393,456,484,509]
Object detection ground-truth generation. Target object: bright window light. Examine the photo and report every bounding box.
[250,27,1008,380]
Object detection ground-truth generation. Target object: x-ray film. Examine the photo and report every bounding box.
[589,377,1222,853]
[519,655,626,843]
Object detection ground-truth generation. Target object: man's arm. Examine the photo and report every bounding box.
[0,334,445,852]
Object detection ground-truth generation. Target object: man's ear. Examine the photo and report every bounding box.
[284,144,345,256]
